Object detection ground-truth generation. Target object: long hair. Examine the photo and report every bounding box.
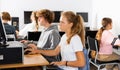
[96,17,112,42]
[30,11,39,31]
[61,11,85,46]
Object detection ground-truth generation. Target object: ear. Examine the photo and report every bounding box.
[70,22,73,28]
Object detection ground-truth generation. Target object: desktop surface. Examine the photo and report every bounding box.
[0,54,49,69]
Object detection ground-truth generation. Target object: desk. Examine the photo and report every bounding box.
[0,54,49,69]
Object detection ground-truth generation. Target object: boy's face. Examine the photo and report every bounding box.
[38,16,46,26]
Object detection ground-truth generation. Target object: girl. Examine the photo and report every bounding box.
[96,17,120,70]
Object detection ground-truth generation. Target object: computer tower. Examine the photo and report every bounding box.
[0,45,23,64]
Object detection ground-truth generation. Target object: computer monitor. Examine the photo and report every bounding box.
[28,31,41,41]
[24,11,32,24]
[76,12,88,22]
[118,35,120,39]
[53,11,61,23]
[0,17,8,47]
[59,32,65,37]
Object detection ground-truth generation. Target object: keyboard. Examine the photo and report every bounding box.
[7,41,25,48]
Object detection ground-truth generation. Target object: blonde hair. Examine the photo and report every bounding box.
[96,17,112,41]
[61,11,85,46]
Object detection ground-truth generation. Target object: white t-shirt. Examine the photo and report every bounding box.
[37,30,51,48]
[59,34,83,70]
[19,22,44,37]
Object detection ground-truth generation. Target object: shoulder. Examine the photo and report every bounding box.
[70,34,82,43]
[102,30,111,35]
[49,29,59,35]
[25,23,33,27]
[47,29,60,38]
[10,25,15,29]
[61,34,66,39]
[71,34,81,40]
[6,24,15,29]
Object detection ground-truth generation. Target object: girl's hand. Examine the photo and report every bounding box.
[50,61,66,66]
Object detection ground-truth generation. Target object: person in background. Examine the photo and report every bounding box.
[1,12,17,40]
[27,11,86,70]
[18,11,44,39]
[96,17,120,70]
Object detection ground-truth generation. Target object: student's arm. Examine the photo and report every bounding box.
[66,51,85,67]
[29,45,61,56]
[51,51,85,67]
[114,39,120,46]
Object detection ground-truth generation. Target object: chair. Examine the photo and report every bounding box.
[78,48,90,70]
[87,36,120,70]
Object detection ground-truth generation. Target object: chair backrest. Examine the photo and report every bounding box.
[87,36,99,63]
[87,36,99,52]
[78,48,90,70]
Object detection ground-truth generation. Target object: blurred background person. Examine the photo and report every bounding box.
[96,17,120,70]
[1,11,17,40]
[18,11,44,39]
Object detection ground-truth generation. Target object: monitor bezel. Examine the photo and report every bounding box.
[0,17,7,45]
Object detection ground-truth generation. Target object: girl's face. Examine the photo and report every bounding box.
[107,23,112,30]
[59,15,73,32]
[37,16,46,26]
[109,23,112,29]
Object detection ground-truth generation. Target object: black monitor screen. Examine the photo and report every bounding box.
[76,12,88,22]
[59,32,65,37]
[28,32,41,41]
[24,11,32,24]
[0,17,7,45]
[53,11,61,23]
[24,11,61,23]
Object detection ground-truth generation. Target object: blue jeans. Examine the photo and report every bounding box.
[57,67,64,70]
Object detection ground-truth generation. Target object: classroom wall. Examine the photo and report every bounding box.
[0,0,92,30]
[0,0,1,13]
[92,0,120,36]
